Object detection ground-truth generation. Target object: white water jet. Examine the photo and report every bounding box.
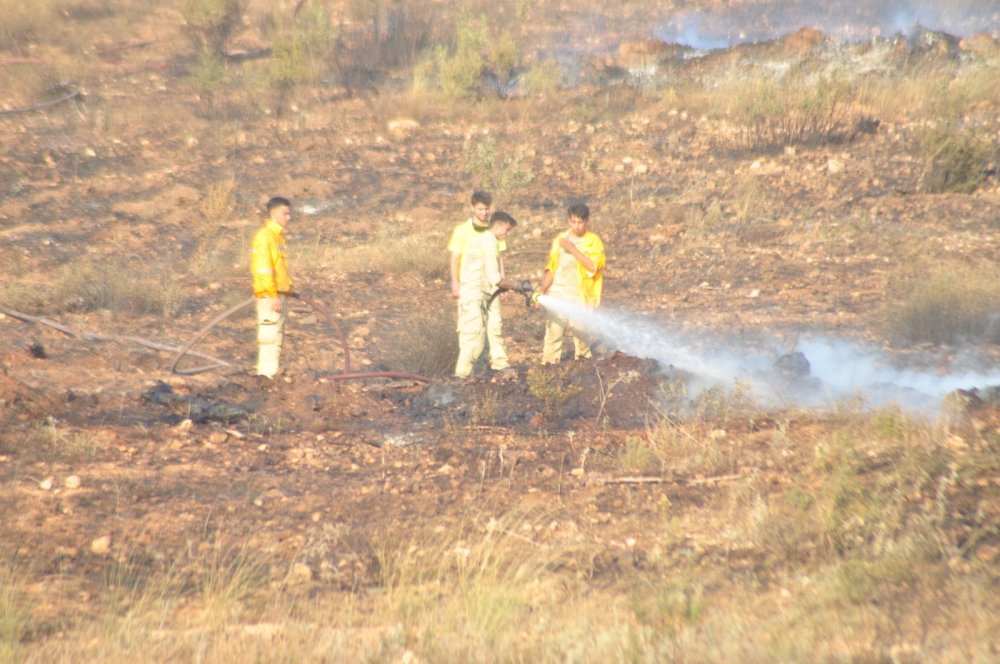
[536,295,1000,413]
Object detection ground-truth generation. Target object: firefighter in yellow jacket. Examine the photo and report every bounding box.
[251,197,294,378]
[535,203,605,364]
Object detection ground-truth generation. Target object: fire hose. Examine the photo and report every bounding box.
[170,293,430,384]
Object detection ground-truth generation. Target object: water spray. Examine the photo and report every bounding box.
[533,295,1000,413]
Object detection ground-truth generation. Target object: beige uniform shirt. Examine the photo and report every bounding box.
[459,231,502,301]
[548,233,585,303]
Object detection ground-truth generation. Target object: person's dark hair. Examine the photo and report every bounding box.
[267,196,291,212]
[471,191,493,207]
[567,202,590,220]
[489,210,517,228]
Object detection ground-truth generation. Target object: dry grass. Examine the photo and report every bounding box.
[0,261,184,319]
[375,302,458,378]
[300,224,446,281]
[0,0,53,50]
[9,454,998,663]
[883,260,1000,344]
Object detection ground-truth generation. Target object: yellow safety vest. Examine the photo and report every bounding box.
[251,219,293,298]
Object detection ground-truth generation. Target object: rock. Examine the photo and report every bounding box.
[286,562,313,585]
[64,475,81,489]
[38,477,53,491]
[827,158,845,175]
[774,352,810,377]
[777,27,828,55]
[208,431,229,445]
[387,118,420,137]
[960,33,1000,60]
[90,535,112,555]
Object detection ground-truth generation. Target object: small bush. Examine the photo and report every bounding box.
[199,177,238,227]
[181,0,244,57]
[726,74,865,153]
[50,262,184,318]
[337,0,436,88]
[266,4,336,97]
[527,365,580,418]
[472,388,501,425]
[462,135,535,208]
[414,9,525,100]
[919,123,997,193]
[884,261,1000,344]
[618,436,661,475]
[376,303,458,379]
[521,59,563,95]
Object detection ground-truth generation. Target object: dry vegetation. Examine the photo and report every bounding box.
[2,0,1000,661]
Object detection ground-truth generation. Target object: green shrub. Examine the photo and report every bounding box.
[181,0,244,57]
[527,365,580,418]
[415,9,525,100]
[462,135,534,207]
[727,74,865,153]
[919,123,997,193]
[267,4,336,93]
[521,59,563,95]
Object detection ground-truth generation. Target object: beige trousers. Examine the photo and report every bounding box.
[455,295,509,377]
[256,296,286,377]
[542,311,591,364]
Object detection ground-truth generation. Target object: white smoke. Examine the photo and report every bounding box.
[656,1,999,49]
[537,295,1000,413]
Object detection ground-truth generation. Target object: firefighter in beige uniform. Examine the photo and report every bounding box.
[454,211,520,379]
[251,197,294,378]
[535,203,605,364]
[448,191,509,373]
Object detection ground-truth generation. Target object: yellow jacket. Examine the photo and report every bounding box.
[545,230,605,308]
[447,218,506,273]
[251,220,293,298]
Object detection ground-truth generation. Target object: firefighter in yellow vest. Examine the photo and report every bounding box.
[251,197,294,378]
[535,203,605,364]
[447,191,509,373]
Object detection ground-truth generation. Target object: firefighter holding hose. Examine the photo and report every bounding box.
[534,203,605,364]
[251,197,294,379]
[454,211,524,381]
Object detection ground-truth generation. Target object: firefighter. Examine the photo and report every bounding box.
[535,203,606,364]
[447,191,508,372]
[251,197,294,378]
[454,211,521,380]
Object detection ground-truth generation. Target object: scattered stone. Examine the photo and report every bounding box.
[827,158,845,175]
[286,562,313,585]
[208,430,229,445]
[387,118,420,137]
[774,352,810,377]
[90,535,112,555]
[64,475,81,489]
[38,477,53,491]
